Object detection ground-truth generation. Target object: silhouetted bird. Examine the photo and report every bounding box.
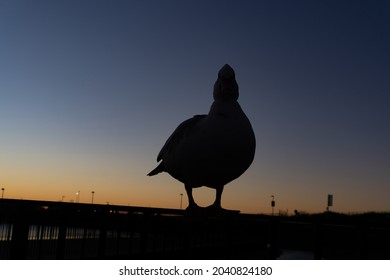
[148,64,256,211]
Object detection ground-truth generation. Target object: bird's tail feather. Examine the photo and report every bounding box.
[147,162,164,176]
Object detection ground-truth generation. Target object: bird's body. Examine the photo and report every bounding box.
[148,64,256,211]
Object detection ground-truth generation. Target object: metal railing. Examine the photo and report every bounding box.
[1,199,389,259]
[0,199,270,259]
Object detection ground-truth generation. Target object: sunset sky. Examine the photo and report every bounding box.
[1,0,389,214]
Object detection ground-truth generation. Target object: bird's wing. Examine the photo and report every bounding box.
[157,114,207,162]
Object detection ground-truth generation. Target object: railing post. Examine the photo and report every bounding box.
[314,222,323,260]
[10,205,30,259]
[139,211,150,258]
[97,209,108,259]
[56,225,67,259]
[359,224,368,260]
[268,217,280,259]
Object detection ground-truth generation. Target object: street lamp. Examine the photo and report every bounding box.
[271,195,275,216]
[91,191,95,204]
[76,191,80,203]
[327,194,333,212]
[180,193,183,210]
[1,188,4,199]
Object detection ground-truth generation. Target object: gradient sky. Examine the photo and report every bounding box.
[1,0,389,214]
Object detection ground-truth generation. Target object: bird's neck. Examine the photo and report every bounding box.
[208,100,241,116]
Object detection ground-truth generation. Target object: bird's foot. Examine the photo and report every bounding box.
[206,203,222,210]
[205,204,224,214]
[205,204,240,216]
[185,203,202,213]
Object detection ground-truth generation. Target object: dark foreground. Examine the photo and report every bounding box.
[0,199,389,259]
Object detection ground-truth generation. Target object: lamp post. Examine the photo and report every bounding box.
[327,194,333,212]
[271,195,275,216]
[76,191,80,203]
[180,193,183,210]
[91,191,95,204]
[1,188,4,199]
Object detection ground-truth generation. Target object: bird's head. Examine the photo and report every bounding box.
[213,64,239,101]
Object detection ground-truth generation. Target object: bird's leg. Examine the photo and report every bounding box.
[185,184,199,210]
[209,185,224,209]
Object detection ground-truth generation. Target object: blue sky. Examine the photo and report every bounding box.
[0,0,389,213]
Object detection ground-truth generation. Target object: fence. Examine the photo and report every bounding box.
[0,199,389,259]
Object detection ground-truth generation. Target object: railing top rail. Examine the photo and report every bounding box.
[0,198,185,216]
